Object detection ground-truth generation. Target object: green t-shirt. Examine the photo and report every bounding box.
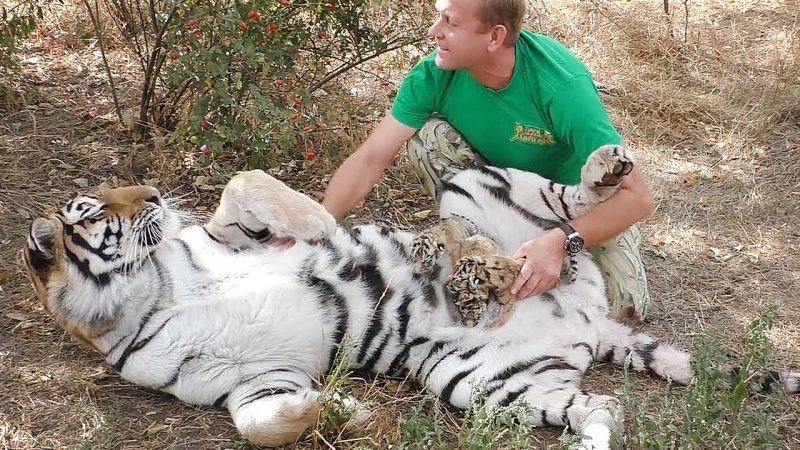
[391,31,622,185]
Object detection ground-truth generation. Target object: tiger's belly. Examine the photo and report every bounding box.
[115,276,329,406]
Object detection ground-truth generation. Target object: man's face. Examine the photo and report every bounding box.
[428,0,493,70]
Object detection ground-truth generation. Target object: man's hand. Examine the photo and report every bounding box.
[510,228,567,300]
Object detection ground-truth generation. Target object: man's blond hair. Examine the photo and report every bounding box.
[476,0,525,46]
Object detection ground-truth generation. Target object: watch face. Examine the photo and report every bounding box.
[567,236,584,254]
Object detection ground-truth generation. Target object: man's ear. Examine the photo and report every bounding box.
[27,217,60,263]
[488,24,509,50]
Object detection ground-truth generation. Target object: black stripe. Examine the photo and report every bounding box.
[112,305,162,371]
[202,226,223,244]
[498,383,531,407]
[600,347,616,363]
[237,387,296,409]
[578,310,590,324]
[562,392,577,424]
[114,314,176,372]
[441,181,477,204]
[176,239,204,271]
[355,246,391,364]
[441,365,481,404]
[480,183,559,229]
[559,185,573,220]
[540,409,552,426]
[156,354,197,389]
[361,330,392,373]
[414,340,446,380]
[387,337,429,376]
[225,222,273,242]
[423,348,459,386]
[213,393,229,409]
[636,341,660,375]
[477,166,510,189]
[532,360,579,375]
[572,342,594,358]
[396,292,414,341]
[539,190,564,221]
[458,345,485,360]
[306,276,350,372]
[64,245,111,287]
[488,356,553,383]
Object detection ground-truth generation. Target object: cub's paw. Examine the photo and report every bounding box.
[447,255,521,327]
[411,229,446,272]
[582,145,634,189]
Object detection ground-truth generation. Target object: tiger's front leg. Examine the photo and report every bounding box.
[572,144,635,214]
[447,255,521,327]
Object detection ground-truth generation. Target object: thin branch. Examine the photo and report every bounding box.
[80,0,125,124]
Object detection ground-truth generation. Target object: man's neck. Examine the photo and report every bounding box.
[467,45,516,90]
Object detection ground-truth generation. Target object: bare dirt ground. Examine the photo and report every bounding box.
[2,1,800,449]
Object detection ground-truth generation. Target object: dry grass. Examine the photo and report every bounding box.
[2,0,800,448]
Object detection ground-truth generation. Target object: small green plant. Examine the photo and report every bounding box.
[69,395,124,450]
[397,396,449,450]
[457,389,537,450]
[314,335,365,445]
[623,307,783,449]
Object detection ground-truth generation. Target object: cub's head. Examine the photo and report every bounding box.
[21,186,178,344]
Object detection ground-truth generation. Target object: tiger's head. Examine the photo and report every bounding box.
[21,185,179,348]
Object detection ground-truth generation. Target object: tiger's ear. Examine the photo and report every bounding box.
[27,217,60,263]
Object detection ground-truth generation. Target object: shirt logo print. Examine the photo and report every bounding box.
[511,123,556,145]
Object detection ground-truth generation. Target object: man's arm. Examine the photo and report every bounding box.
[511,165,654,299]
[323,114,417,219]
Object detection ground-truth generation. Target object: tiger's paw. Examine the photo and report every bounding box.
[447,255,521,327]
[582,145,634,192]
[207,170,336,250]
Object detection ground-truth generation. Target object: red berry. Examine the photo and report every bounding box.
[324,2,333,10]
[247,10,261,22]
[278,93,288,105]
[293,95,303,107]
[200,119,210,130]
[317,31,331,40]
[279,0,291,5]
[192,28,203,37]
[187,19,198,29]
[306,149,317,161]
[266,22,279,34]
[303,125,313,132]
[289,113,299,122]
[201,145,210,156]
[238,21,249,31]
[273,79,285,88]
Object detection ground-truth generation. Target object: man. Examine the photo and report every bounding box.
[322,0,653,322]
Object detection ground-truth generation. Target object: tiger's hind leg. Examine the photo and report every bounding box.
[447,255,521,327]
[225,371,321,447]
[206,169,336,250]
[415,339,621,449]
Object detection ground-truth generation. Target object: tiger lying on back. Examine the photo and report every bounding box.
[22,145,800,449]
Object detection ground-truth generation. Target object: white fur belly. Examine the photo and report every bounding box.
[119,278,328,405]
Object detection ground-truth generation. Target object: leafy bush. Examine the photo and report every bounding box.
[0,1,41,72]
[97,0,429,166]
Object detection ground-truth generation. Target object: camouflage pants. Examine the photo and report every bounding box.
[407,118,650,323]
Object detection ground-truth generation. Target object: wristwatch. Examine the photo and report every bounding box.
[556,223,584,255]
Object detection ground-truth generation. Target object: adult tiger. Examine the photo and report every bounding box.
[22,146,799,449]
